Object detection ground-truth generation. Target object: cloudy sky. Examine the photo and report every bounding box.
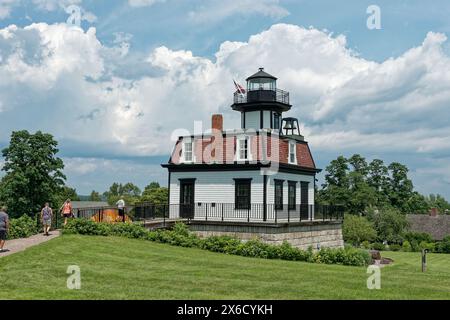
[0,0,450,199]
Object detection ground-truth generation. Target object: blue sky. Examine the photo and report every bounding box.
[0,0,450,198]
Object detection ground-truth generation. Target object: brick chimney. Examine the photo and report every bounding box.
[212,114,223,132]
[429,207,439,217]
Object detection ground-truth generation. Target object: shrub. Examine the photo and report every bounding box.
[388,244,401,252]
[419,241,435,252]
[60,219,372,266]
[361,240,371,249]
[367,207,409,244]
[435,236,450,254]
[342,214,377,246]
[7,215,39,240]
[403,231,433,244]
[371,242,386,251]
[402,240,412,252]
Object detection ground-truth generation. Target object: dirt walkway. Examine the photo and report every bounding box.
[0,231,61,258]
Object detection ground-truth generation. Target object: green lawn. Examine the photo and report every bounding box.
[0,235,449,299]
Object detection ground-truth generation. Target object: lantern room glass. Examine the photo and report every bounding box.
[247,78,276,91]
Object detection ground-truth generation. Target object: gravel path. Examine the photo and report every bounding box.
[0,231,61,258]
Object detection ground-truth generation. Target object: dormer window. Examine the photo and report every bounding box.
[182,140,194,163]
[237,136,251,161]
[288,141,297,165]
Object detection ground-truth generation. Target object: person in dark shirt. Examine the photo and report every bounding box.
[0,206,9,253]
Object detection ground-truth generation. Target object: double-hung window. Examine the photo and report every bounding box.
[288,141,297,165]
[235,179,251,210]
[275,180,284,210]
[183,140,194,163]
[288,181,297,210]
[237,136,250,161]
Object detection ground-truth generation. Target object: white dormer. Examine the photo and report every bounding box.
[236,135,252,162]
[288,140,297,165]
[182,138,195,163]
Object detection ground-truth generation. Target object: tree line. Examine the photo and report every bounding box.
[0,130,167,218]
[0,131,448,219]
[317,154,450,215]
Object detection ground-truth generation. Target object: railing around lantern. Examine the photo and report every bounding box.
[234,89,290,105]
[133,202,344,224]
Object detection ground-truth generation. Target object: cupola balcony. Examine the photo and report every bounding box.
[233,88,290,105]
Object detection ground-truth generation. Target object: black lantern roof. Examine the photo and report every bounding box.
[246,68,277,81]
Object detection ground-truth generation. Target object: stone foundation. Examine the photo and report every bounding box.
[189,221,344,250]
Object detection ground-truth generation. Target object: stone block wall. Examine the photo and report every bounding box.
[190,221,344,250]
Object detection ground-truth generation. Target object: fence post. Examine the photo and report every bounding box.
[247,206,250,223]
[221,203,224,222]
[288,207,290,223]
[205,204,208,221]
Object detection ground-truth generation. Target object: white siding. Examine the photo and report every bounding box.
[245,111,260,129]
[266,172,315,205]
[169,170,264,219]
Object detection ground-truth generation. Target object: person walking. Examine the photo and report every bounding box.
[116,198,126,223]
[41,203,53,236]
[0,206,9,253]
[60,199,73,226]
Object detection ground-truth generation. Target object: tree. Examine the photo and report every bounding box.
[89,190,102,202]
[53,186,80,209]
[366,207,409,244]
[321,156,350,205]
[387,162,414,213]
[342,214,377,246]
[0,131,65,217]
[141,182,168,205]
[103,182,141,205]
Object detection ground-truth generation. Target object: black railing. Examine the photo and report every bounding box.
[133,203,344,224]
[234,89,290,105]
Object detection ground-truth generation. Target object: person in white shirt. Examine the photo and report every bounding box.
[116,199,126,223]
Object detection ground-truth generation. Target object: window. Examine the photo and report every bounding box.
[237,136,250,161]
[273,113,280,130]
[183,140,193,162]
[235,179,251,210]
[288,141,297,164]
[288,181,297,210]
[275,180,284,210]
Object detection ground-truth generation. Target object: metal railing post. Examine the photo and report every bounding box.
[221,203,224,222]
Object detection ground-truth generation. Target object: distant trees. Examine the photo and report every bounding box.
[318,154,429,215]
[103,182,142,206]
[0,131,66,218]
[141,182,168,205]
[89,191,102,202]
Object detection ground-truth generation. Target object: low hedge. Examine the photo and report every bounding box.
[7,215,39,240]
[63,220,372,267]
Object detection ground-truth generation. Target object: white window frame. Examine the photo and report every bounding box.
[182,139,195,163]
[236,136,252,161]
[288,140,297,165]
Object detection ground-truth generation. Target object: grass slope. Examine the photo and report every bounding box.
[0,235,449,300]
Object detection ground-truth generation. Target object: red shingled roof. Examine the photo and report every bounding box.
[169,134,316,169]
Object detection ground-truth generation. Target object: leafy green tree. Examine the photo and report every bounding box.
[89,190,102,202]
[366,207,409,244]
[367,159,389,205]
[0,131,65,217]
[321,156,350,205]
[141,182,168,205]
[427,194,450,213]
[104,182,141,206]
[387,162,414,213]
[342,214,377,246]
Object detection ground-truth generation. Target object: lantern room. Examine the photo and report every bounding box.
[246,67,277,91]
